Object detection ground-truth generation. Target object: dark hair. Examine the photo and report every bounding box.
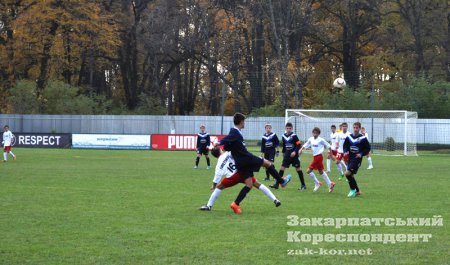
[233,112,246,125]
[353,122,361,128]
[211,146,222,158]
[331,125,336,129]
[312,127,321,134]
[3,125,9,129]
[342,122,348,126]
[285,122,293,128]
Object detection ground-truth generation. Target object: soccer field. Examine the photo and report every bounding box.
[0,148,449,265]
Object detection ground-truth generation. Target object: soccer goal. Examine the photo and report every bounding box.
[285,109,418,156]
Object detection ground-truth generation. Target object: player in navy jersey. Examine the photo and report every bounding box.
[216,113,291,214]
[343,122,371,198]
[194,124,211,169]
[270,122,306,190]
[261,123,280,181]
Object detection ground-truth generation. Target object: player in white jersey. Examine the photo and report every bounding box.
[361,127,374,169]
[299,127,335,192]
[335,122,351,180]
[199,146,281,211]
[2,125,16,162]
[326,125,338,172]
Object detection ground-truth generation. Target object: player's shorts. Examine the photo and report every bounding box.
[197,147,209,155]
[220,172,257,188]
[328,150,337,156]
[347,158,362,174]
[264,150,276,162]
[3,146,11,152]
[336,152,349,163]
[282,154,301,168]
[308,154,324,171]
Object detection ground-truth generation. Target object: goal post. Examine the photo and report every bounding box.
[285,109,418,156]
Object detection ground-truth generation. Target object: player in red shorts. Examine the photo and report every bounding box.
[199,146,281,213]
[335,123,350,180]
[299,127,335,193]
[326,125,338,172]
[2,125,16,162]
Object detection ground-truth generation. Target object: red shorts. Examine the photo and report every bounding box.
[328,150,337,156]
[336,152,349,163]
[3,146,11,152]
[308,154,324,171]
[220,172,257,188]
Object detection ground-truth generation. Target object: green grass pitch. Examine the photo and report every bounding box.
[0,148,449,265]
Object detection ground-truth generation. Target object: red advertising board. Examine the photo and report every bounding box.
[151,134,225,150]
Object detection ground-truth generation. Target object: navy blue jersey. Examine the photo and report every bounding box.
[196,132,210,149]
[219,128,253,165]
[343,133,371,160]
[281,132,301,156]
[261,133,280,153]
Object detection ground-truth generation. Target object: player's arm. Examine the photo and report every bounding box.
[360,138,371,157]
[260,137,265,155]
[343,137,350,154]
[274,135,280,156]
[299,139,310,155]
[293,135,302,156]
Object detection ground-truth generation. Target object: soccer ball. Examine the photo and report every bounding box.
[333,78,346,88]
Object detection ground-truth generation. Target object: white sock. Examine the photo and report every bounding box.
[207,188,222,207]
[326,159,331,171]
[9,151,15,157]
[322,172,331,186]
[258,184,277,201]
[340,160,347,170]
[3,152,6,161]
[368,157,373,167]
[308,172,320,184]
[337,163,343,175]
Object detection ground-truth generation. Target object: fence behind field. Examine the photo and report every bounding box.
[0,114,449,144]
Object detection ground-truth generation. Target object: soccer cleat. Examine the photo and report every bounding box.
[230,202,241,214]
[269,183,279,189]
[280,174,292,188]
[347,189,357,198]
[313,182,323,192]
[328,182,335,193]
[274,199,281,207]
[298,185,307,190]
[206,166,210,170]
[199,205,212,211]
[367,165,373,170]
[13,156,16,161]
[263,177,270,181]
[194,166,198,169]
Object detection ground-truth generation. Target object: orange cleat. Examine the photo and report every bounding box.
[13,156,16,161]
[230,202,242,214]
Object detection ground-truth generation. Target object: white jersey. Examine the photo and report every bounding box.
[329,132,338,151]
[364,132,370,142]
[212,151,237,184]
[2,131,13,146]
[303,136,331,156]
[336,131,351,153]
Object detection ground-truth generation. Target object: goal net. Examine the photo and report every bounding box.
[286,109,418,156]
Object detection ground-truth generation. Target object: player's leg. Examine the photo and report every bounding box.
[205,152,211,169]
[194,152,201,169]
[231,172,254,214]
[345,160,361,197]
[200,173,242,211]
[263,153,271,181]
[367,153,373,169]
[3,146,10,162]
[262,159,291,188]
[253,180,281,207]
[335,153,345,180]
[294,161,306,190]
[9,150,15,160]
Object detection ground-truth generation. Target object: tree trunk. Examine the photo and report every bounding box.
[36,20,59,93]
